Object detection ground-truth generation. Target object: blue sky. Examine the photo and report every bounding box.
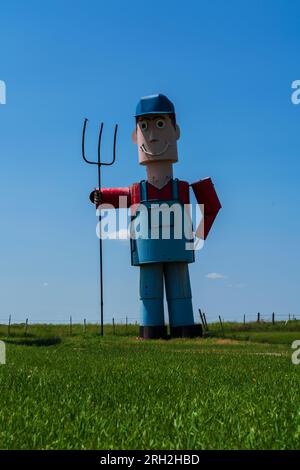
[0,0,299,324]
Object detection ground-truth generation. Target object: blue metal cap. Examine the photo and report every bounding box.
[135,94,175,117]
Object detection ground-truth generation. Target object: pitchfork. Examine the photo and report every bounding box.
[82,118,118,336]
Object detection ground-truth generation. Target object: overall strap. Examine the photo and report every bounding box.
[172,178,179,200]
[140,180,148,202]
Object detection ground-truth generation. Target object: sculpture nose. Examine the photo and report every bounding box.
[148,128,159,142]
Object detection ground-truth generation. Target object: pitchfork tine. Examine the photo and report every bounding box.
[112,124,118,165]
[97,122,104,165]
[82,118,118,166]
[100,124,118,166]
[82,118,97,165]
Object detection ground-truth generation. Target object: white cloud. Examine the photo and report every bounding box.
[43,282,49,287]
[205,272,227,280]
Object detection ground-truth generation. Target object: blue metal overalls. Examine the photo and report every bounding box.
[130,179,196,334]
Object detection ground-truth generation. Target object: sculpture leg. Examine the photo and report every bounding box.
[139,263,167,339]
[164,262,202,338]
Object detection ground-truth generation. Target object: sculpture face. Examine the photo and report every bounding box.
[132,114,180,165]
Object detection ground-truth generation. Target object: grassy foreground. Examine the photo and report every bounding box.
[0,323,300,450]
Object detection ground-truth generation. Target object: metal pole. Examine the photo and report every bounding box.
[219,315,224,334]
[97,149,104,337]
[8,314,11,336]
[198,309,205,331]
[203,312,209,331]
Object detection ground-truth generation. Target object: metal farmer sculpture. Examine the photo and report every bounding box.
[90,94,221,339]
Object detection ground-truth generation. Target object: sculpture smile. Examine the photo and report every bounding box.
[140,142,169,156]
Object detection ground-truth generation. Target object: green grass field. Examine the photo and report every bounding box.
[0,322,300,450]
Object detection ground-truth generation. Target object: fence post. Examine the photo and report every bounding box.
[112,317,115,335]
[126,316,128,330]
[203,312,209,331]
[25,318,28,337]
[84,318,87,335]
[219,315,224,334]
[8,314,11,337]
[272,312,275,325]
[198,309,205,331]
[257,312,260,323]
[70,316,72,336]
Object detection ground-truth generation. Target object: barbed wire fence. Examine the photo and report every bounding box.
[0,311,298,337]
[197,310,299,334]
[0,314,140,336]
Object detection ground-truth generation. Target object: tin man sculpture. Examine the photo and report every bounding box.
[89,94,221,339]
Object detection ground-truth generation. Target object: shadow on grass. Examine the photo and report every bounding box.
[4,337,62,347]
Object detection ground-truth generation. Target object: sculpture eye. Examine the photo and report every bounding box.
[140,120,148,130]
[156,119,165,129]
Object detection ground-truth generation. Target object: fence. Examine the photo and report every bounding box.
[0,311,298,337]
[0,315,140,337]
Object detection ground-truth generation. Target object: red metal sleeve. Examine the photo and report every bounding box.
[89,187,130,208]
[191,177,222,239]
